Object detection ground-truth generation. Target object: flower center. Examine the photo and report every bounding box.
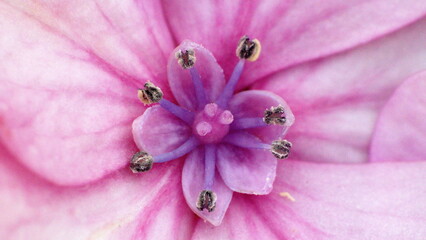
[193,103,233,143]
[131,36,295,216]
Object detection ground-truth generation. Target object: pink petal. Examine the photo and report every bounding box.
[0,2,174,185]
[370,71,426,162]
[229,90,294,143]
[182,147,233,226]
[0,145,196,239]
[216,143,277,195]
[1,0,175,91]
[132,106,191,156]
[192,160,426,239]
[163,0,426,86]
[167,41,225,111]
[255,18,426,163]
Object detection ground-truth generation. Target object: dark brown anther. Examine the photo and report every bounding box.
[196,190,217,212]
[271,140,292,159]
[130,151,154,173]
[263,105,286,125]
[175,49,196,69]
[236,36,261,61]
[138,82,163,105]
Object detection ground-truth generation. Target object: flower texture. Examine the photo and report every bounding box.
[131,38,295,225]
[1,1,426,239]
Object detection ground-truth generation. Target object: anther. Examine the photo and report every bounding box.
[263,105,286,125]
[138,82,163,105]
[130,151,154,173]
[196,190,217,212]
[236,36,261,61]
[271,140,292,159]
[175,49,196,69]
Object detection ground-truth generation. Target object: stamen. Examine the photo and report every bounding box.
[222,132,270,150]
[138,82,194,123]
[223,132,292,159]
[231,117,267,130]
[236,36,261,61]
[204,144,216,190]
[271,140,292,159]
[189,67,208,108]
[159,99,195,124]
[264,105,286,125]
[175,49,196,69]
[196,190,217,212]
[130,151,154,173]
[138,82,163,105]
[153,136,200,163]
[219,110,234,125]
[215,59,245,108]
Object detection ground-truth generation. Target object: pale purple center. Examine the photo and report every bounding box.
[193,103,233,143]
[132,39,295,222]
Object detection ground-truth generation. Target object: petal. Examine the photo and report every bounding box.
[229,90,294,143]
[2,0,175,91]
[0,3,158,185]
[191,160,426,240]
[182,147,233,226]
[255,17,426,163]
[163,0,426,86]
[0,145,196,239]
[370,71,426,162]
[168,41,226,111]
[216,143,277,195]
[132,106,191,156]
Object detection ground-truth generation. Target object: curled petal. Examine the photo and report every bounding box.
[370,71,426,162]
[255,18,426,163]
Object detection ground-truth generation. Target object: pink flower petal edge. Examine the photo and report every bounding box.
[254,18,426,163]
[191,160,426,240]
[163,0,426,87]
[370,71,426,162]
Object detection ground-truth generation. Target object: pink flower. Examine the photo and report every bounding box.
[1,0,426,239]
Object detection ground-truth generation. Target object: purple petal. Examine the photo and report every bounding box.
[229,90,294,143]
[132,106,191,156]
[163,0,426,87]
[182,147,233,226]
[168,41,225,111]
[255,18,426,163]
[370,71,426,162]
[216,143,277,195]
[192,160,426,239]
